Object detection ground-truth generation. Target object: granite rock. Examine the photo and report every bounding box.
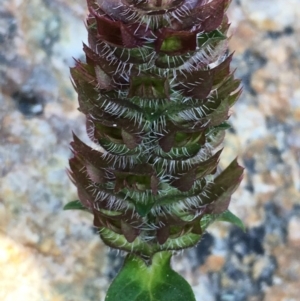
[1,0,300,300]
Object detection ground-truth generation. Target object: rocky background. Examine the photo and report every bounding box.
[0,0,299,300]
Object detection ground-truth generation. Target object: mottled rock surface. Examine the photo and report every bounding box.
[1,0,300,300]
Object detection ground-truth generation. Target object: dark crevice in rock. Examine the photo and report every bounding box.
[106,251,125,281]
[232,50,267,97]
[266,26,294,39]
[13,91,44,117]
[228,226,265,258]
[194,232,215,266]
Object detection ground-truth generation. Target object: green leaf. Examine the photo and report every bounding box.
[197,29,226,48]
[216,210,245,231]
[134,201,154,217]
[206,122,231,136]
[128,76,170,99]
[105,252,196,301]
[63,200,87,211]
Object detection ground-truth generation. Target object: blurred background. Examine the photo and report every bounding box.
[0,0,299,300]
